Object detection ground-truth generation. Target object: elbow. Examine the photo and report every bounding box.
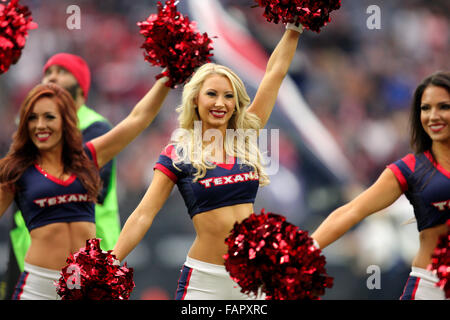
[266,66,288,82]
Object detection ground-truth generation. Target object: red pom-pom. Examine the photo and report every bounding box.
[0,0,38,74]
[428,219,450,298]
[56,238,135,300]
[253,0,341,33]
[224,210,333,300]
[137,0,214,88]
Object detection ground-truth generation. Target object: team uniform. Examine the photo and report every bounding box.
[3,105,121,299]
[154,144,264,300]
[387,151,449,300]
[11,142,98,300]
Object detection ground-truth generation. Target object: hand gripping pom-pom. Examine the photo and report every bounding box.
[137,0,214,88]
[224,210,333,300]
[427,219,450,298]
[56,238,135,300]
[0,0,38,74]
[253,0,341,33]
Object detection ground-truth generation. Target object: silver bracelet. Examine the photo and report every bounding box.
[286,22,304,34]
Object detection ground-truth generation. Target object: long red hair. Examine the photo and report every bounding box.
[0,83,101,201]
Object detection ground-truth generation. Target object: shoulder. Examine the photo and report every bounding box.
[160,143,188,163]
[386,153,419,192]
[77,105,111,131]
[388,153,420,173]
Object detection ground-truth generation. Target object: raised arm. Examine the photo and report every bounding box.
[311,168,404,249]
[90,78,171,168]
[112,170,175,262]
[247,28,301,127]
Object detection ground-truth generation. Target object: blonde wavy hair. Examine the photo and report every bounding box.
[169,63,270,186]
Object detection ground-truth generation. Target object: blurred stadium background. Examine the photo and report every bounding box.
[0,0,448,299]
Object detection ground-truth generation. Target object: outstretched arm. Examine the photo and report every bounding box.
[112,170,175,262]
[90,78,171,168]
[311,168,403,249]
[247,28,301,127]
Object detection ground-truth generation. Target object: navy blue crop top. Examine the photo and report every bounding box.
[154,145,259,218]
[387,151,450,231]
[14,142,98,231]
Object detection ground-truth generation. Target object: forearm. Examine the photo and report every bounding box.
[112,210,154,262]
[265,29,300,78]
[92,78,170,168]
[311,204,363,249]
[247,29,300,126]
[126,79,171,134]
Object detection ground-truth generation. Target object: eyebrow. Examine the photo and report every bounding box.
[205,88,234,94]
[29,111,57,116]
[421,100,450,106]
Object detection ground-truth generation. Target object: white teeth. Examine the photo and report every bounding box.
[211,110,226,116]
[37,133,50,138]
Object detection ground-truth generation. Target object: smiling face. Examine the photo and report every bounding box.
[195,74,236,134]
[27,97,64,153]
[420,85,450,146]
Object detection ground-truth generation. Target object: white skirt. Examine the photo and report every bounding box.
[12,263,61,300]
[175,256,265,300]
[400,267,446,300]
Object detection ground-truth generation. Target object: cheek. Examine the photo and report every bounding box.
[419,112,427,126]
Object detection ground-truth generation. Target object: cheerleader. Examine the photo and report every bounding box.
[0,76,170,299]
[112,23,303,300]
[311,71,450,300]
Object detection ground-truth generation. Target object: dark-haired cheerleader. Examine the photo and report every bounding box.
[312,71,450,300]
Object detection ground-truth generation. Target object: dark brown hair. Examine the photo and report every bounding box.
[410,71,450,154]
[0,83,101,200]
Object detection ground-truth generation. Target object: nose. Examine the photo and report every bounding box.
[36,116,47,129]
[429,107,441,121]
[215,96,225,107]
[43,70,58,84]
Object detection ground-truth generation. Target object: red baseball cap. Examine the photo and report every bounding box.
[43,53,91,99]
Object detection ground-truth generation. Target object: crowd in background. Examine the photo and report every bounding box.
[0,0,448,299]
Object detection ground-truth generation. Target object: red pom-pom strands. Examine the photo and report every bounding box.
[224,210,333,300]
[138,0,214,88]
[253,0,341,33]
[0,0,37,74]
[428,219,450,298]
[56,238,135,300]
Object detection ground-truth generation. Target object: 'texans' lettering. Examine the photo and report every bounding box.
[34,193,90,208]
[432,199,450,211]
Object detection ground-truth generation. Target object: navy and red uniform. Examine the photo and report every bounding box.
[387,151,449,300]
[154,145,259,218]
[11,142,97,300]
[154,144,263,300]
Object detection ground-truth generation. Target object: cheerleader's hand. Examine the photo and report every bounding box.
[102,250,121,266]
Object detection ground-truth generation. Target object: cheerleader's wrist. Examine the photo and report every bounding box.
[312,239,320,249]
[159,67,170,84]
[286,22,304,34]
